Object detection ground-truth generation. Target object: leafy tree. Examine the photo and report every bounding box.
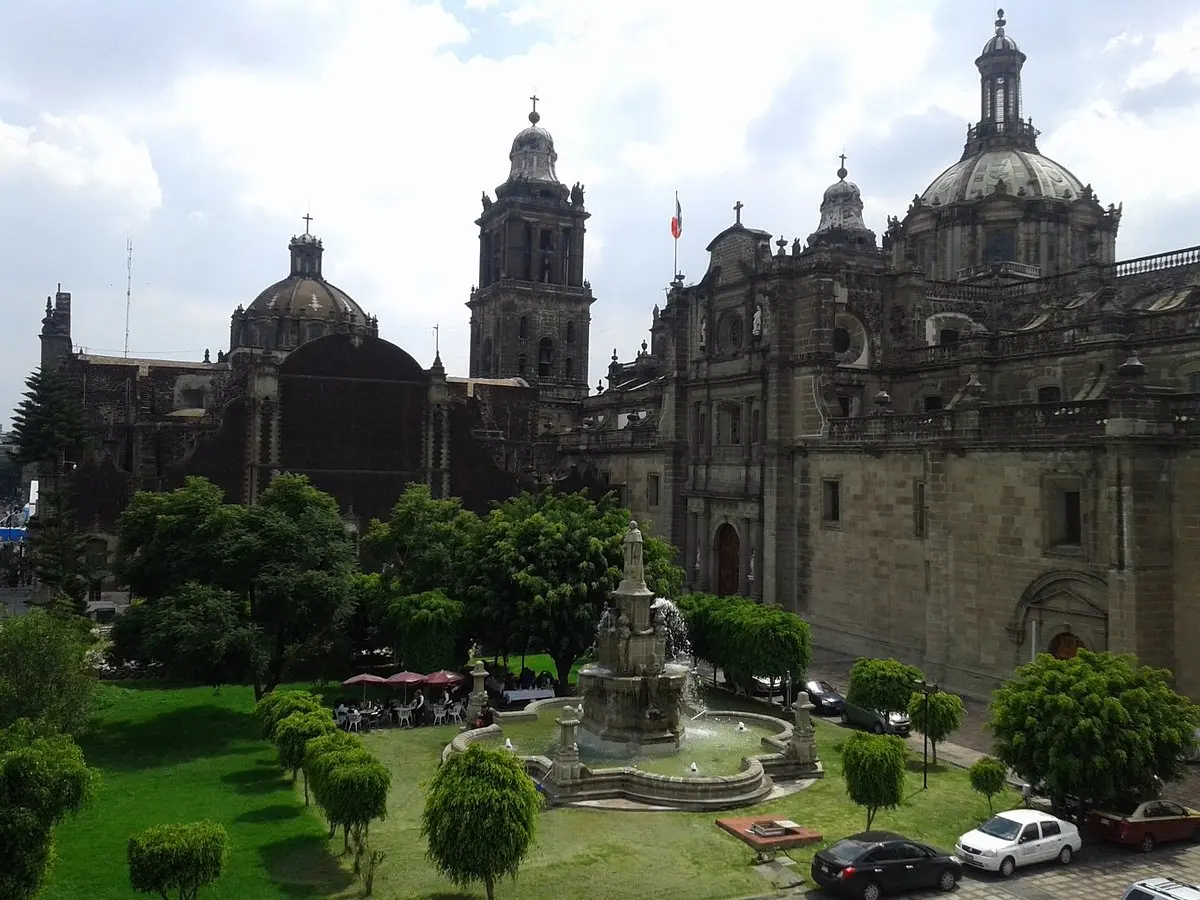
[385,590,469,673]
[361,483,479,595]
[0,610,96,735]
[273,710,337,804]
[115,478,250,601]
[846,657,924,715]
[24,505,89,614]
[906,690,964,764]
[115,475,358,696]
[968,757,1010,815]
[253,690,326,744]
[0,721,100,900]
[321,758,391,860]
[677,594,811,694]
[423,744,541,900]
[841,731,908,830]
[470,490,682,692]
[990,650,1197,814]
[127,821,229,900]
[132,584,264,688]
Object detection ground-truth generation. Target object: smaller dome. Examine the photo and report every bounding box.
[981,9,1019,55]
[807,160,877,250]
[508,104,560,185]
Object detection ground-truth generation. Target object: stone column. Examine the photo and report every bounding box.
[696,510,710,591]
[465,659,490,723]
[440,404,451,498]
[739,516,752,597]
[685,512,698,590]
[550,705,583,786]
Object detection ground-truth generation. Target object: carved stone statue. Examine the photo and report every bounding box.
[699,317,707,347]
[481,191,492,210]
[752,304,763,337]
[616,612,632,672]
[792,237,801,256]
[622,521,645,586]
[570,182,585,205]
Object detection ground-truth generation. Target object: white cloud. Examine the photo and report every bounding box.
[1124,12,1200,88]
[0,113,162,227]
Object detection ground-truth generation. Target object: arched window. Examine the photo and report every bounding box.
[566,321,576,344]
[517,354,527,377]
[481,338,493,376]
[939,328,960,345]
[565,357,574,379]
[519,316,528,340]
[538,338,554,377]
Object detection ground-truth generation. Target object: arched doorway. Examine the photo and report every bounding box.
[715,524,740,597]
[1048,631,1083,660]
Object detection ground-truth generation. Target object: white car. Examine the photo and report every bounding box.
[955,808,1081,878]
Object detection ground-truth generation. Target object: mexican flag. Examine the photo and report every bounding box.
[671,194,682,240]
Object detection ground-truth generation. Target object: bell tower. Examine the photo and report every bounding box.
[467,97,593,421]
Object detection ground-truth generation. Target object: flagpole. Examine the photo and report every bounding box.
[673,190,679,280]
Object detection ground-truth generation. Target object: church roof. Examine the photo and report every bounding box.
[920,148,1087,206]
[247,275,364,319]
[506,98,560,185]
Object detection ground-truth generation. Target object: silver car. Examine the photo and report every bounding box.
[840,700,911,736]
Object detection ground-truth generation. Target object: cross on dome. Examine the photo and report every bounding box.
[734,200,744,225]
[529,92,540,124]
[302,212,313,235]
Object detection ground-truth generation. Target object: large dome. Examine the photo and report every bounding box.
[248,275,364,319]
[921,148,1087,207]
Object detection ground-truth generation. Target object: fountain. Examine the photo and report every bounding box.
[575,521,690,755]
[442,519,824,810]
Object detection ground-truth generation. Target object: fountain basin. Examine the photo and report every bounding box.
[443,697,824,811]
[576,662,690,755]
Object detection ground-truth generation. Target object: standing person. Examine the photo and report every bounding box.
[412,689,426,726]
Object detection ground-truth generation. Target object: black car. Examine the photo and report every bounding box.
[805,679,845,714]
[810,831,962,899]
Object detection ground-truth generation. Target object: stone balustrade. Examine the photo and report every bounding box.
[558,428,659,452]
[822,398,1182,446]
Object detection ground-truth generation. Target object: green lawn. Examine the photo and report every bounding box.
[45,682,1018,900]
[42,684,355,900]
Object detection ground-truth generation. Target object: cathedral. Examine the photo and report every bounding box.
[33,12,1200,700]
[562,12,1200,700]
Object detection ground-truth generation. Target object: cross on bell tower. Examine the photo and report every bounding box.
[734,201,744,225]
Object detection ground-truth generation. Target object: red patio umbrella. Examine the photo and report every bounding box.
[342,672,386,703]
[385,671,426,702]
[424,669,467,687]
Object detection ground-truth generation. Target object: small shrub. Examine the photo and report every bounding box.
[128,821,229,900]
[841,731,908,830]
[968,757,1009,814]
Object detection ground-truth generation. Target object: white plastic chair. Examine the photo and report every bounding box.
[395,705,413,728]
[447,702,464,724]
[347,711,362,732]
[432,705,447,726]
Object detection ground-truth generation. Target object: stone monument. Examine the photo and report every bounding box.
[466,659,490,723]
[576,521,690,754]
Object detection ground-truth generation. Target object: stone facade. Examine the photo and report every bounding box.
[36,233,544,555]
[562,14,1200,701]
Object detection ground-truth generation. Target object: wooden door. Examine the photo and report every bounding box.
[1048,632,1082,660]
[715,524,739,597]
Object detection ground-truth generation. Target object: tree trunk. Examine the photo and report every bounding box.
[931,742,938,765]
[485,875,495,900]
[302,770,309,806]
[343,823,350,853]
[552,653,576,696]
[866,807,876,830]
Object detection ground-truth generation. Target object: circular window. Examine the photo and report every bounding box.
[832,326,852,354]
[721,314,745,352]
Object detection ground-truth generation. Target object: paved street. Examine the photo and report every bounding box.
[794,840,1200,898]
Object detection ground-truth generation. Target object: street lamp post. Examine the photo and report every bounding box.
[915,680,940,790]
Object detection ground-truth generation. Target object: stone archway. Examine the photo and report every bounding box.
[1048,631,1084,660]
[1008,569,1108,663]
[715,524,740,598]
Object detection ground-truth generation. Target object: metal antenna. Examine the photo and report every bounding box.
[123,237,133,358]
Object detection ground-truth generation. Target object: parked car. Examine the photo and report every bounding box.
[1088,799,1200,852]
[1124,877,1200,900]
[954,808,1080,877]
[804,679,845,715]
[810,830,961,899]
[840,700,911,736]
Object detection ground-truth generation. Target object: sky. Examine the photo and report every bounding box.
[2,0,1199,422]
